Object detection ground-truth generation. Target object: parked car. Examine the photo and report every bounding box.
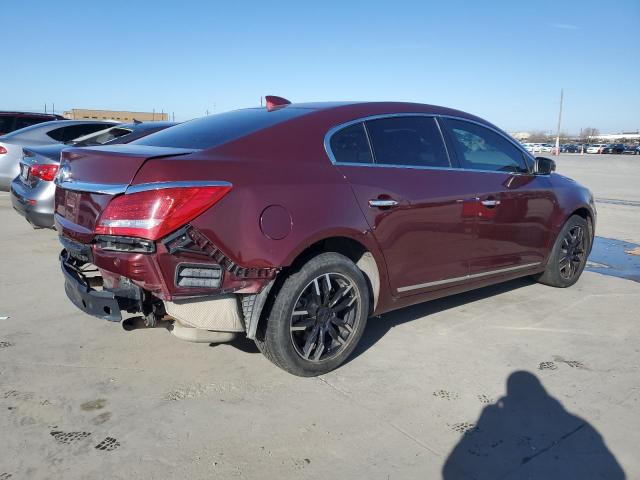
[600,143,626,154]
[54,98,595,376]
[561,144,582,153]
[11,122,177,228]
[0,111,65,136]
[622,145,640,155]
[539,144,554,152]
[586,144,607,154]
[0,120,117,190]
[521,143,544,153]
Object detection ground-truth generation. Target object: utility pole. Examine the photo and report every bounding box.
[44,103,47,114]
[554,88,563,155]
[172,112,175,122]
[52,103,55,115]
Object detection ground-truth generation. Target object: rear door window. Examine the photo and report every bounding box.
[365,116,450,168]
[443,118,529,173]
[329,123,373,164]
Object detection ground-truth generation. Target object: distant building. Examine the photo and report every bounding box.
[588,132,640,141]
[63,109,169,122]
[509,132,531,141]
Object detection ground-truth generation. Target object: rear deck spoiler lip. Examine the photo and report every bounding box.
[55,147,199,194]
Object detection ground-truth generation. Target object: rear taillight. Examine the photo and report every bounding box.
[30,164,59,181]
[0,146,7,154]
[95,185,232,240]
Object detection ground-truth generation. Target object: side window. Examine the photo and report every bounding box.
[365,116,449,168]
[444,119,529,173]
[329,123,373,164]
[47,126,67,141]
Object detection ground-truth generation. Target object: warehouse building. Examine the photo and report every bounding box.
[63,109,169,122]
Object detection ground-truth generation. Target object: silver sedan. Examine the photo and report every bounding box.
[0,120,116,190]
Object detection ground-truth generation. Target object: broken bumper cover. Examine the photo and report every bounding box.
[60,249,142,322]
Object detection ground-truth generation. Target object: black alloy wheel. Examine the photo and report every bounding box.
[558,225,587,281]
[289,272,360,362]
[534,214,590,288]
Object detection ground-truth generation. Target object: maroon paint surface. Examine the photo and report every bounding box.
[55,102,595,311]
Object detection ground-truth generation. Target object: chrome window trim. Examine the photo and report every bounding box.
[397,262,541,293]
[125,180,232,194]
[56,180,128,195]
[324,113,536,175]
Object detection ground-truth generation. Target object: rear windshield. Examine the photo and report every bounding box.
[133,107,311,149]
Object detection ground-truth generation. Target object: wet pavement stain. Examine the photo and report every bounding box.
[586,236,640,282]
[80,399,107,411]
[91,412,112,425]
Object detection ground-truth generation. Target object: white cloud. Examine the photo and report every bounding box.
[551,23,580,30]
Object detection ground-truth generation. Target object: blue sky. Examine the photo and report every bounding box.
[4,0,639,133]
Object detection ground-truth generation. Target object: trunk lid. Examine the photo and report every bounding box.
[55,145,196,242]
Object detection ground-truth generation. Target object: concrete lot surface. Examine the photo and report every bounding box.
[0,154,638,479]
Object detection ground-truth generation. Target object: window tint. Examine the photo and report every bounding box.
[0,116,14,134]
[365,116,449,168]
[47,124,113,142]
[329,123,373,164]
[46,126,66,141]
[14,117,47,130]
[135,107,311,149]
[445,119,528,173]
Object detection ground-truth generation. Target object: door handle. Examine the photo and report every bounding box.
[480,199,501,208]
[369,199,398,208]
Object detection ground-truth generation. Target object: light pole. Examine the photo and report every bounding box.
[554,89,564,155]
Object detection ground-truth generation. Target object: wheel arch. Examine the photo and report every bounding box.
[245,233,384,341]
[569,206,595,253]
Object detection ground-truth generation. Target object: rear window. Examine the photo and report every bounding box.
[74,127,133,146]
[134,107,311,149]
[47,123,114,142]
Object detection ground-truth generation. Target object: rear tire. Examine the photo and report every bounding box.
[534,215,590,288]
[255,252,369,377]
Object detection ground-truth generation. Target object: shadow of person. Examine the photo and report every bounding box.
[442,371,625,479]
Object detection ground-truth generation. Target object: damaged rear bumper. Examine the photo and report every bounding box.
[60,249,143,322]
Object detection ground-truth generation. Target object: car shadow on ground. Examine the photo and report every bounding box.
[349,276,536,363]
[442,371,625,479]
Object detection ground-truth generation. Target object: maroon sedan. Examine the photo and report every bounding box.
[54,98,595,376]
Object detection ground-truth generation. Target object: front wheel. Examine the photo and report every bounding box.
[534,215,591,288]
[255,252,369,376]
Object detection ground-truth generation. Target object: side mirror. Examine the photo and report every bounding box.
[534,157,556,175]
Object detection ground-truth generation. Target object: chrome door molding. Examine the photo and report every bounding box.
[397,262,541,293]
